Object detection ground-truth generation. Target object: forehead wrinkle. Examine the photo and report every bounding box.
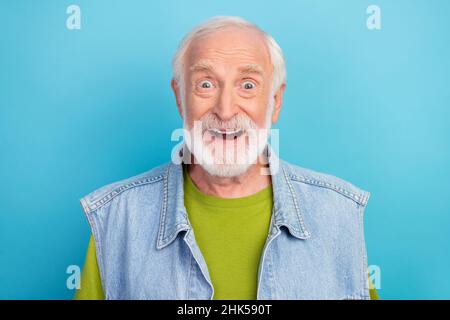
[186,27,271,68]
[206,49,264,66]
[212,47,259,56]
[189,60,265,77]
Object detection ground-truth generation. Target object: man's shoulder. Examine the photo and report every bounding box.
[279,159,371,207]
[79,162,171,214]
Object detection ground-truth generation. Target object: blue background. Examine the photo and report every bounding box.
[1,0,449,299]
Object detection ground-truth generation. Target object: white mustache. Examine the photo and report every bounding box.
[200,113,257,133]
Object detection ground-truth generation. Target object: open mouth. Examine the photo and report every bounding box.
[207,128,245,140]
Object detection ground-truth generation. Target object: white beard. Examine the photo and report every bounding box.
[183,101,274,178]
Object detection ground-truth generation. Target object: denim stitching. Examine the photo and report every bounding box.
[359,203,370,300]
[85,209,108,299]
[158,166,169,248]
[275,218,302,233]
[187,248,193,300]
[86,175,164,213]
[283,168,311,237]
[341,294,366,300]
[267,244,276,299]
[288,173,368,206]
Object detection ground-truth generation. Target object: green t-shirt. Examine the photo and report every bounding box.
[74,234,105,300]
[74,166,380,300]
[183,166,273,299]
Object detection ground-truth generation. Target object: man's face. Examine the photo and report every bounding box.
[173,26,280,177]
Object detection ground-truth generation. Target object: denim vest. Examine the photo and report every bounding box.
[79,146,371,300]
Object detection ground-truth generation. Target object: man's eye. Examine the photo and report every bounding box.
[198,80,214,89]
[242,81,256,90]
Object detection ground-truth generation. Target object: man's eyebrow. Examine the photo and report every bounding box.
[238,64,265,76]
[189,60,214,73]
[189,61,265,77]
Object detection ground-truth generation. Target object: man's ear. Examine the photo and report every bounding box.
[171,78,183,119]
[271,83,286,124]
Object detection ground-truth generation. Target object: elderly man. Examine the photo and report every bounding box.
[75,16,378,300]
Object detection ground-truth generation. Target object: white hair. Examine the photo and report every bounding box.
[172,16,287,115]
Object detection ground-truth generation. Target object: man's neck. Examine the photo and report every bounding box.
[186,156,272,199]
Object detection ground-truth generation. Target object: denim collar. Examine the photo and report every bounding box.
[156,144,311,250]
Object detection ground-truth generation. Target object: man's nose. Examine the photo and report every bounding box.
[213,84,238,121]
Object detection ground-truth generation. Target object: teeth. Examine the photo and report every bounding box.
[208,128,244,139]
[210,128,241,134]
